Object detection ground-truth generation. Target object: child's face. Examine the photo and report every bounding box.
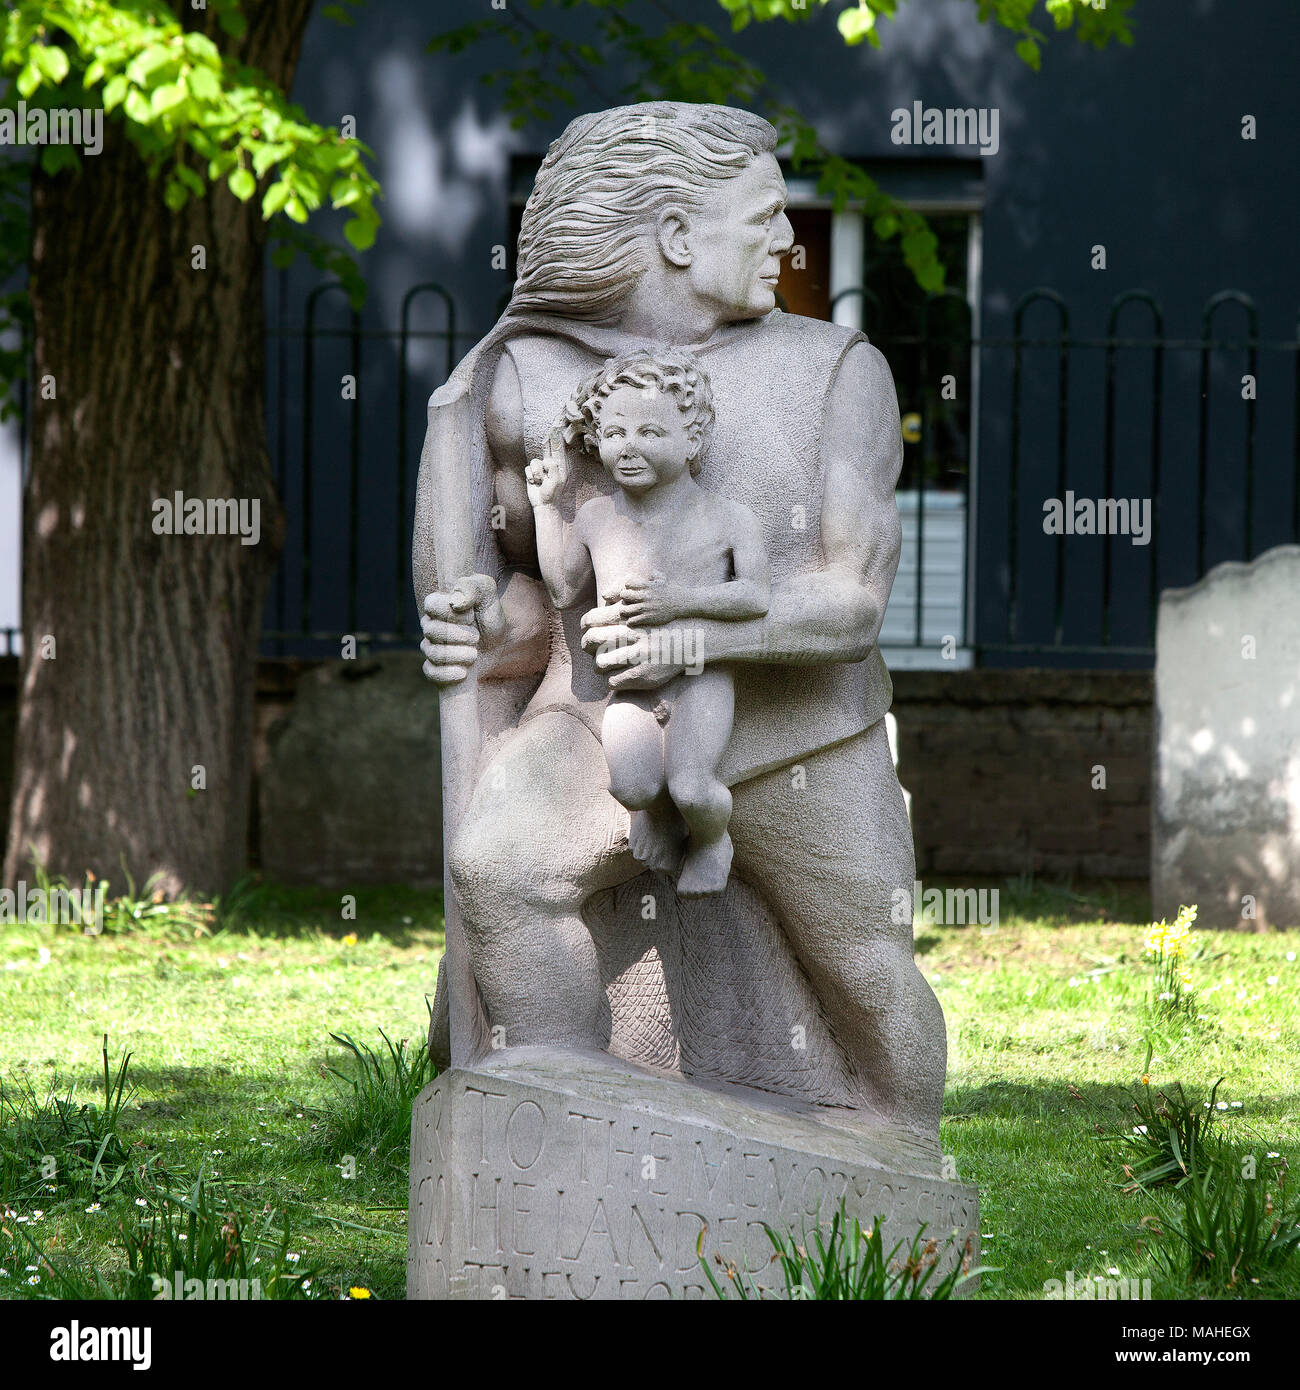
[597,386,693,494]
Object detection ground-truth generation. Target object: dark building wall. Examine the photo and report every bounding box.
[270,0,1299,661]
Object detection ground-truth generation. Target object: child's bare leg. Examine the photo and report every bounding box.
[602,693,684,872]
[665,668,736,896]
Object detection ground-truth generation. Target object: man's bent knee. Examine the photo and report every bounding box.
[449,804,579,919]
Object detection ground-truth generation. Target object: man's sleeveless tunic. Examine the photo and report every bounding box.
[504,309,893,785]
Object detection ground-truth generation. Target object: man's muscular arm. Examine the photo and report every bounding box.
[585,341,903,687]
[420,351,550,683]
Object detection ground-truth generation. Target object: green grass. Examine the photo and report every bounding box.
[930,878,1300,1298]
[0,874,1297,1299]
[0,881,443,1299]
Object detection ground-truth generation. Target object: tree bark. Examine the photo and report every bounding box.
[3,1,315,896]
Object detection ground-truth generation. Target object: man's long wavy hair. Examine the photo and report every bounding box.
[510,102,777,325]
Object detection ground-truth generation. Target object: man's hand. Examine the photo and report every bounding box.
[581,589,689,691]
[421,574,506,684]
[619,571,687,627]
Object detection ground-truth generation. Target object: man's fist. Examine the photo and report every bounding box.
[420,575,505,684]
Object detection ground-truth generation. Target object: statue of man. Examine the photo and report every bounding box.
[415,101,946,1141]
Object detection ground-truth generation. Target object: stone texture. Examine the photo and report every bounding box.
[414,102,946,1133]
[1153,545,1300,928]
[408,1052,978,1300]
[258,654,441,887]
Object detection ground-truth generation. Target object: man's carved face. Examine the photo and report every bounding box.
[682,152,794,322]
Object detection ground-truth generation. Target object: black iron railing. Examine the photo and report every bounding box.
[3,285,1297,668]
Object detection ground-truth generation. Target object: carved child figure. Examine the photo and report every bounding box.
[525,348,769,895]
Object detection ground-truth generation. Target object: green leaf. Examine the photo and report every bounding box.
[187,129,218,159]
[285,196,308,224]
[126,45,175,87]
[188,67,221,103]
[343,215,377,251]
[1015,36,1041,69]
[217,5,249,39]
[228,166,256,202]
[33,46,70,86]
[1046,0,1075,29]
[271,244,295,270]
[872,212,900,240]
[252,142,293,178]
[84,59,106,88]
[39,144,79,176]
[16,63,41,100]
[836,3,876,45]
[262,182,291,218]
[123,88,152,124]
[102,75,128,111]
[175,164,205,198]
[151,82,186,115]
[329,179,363,209]
[164,179,189,212]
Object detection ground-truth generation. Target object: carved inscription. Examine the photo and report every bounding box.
[408,1075,979,1300]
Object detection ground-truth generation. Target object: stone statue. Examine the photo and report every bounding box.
[527,348,769,896]
[408,101,976,1299]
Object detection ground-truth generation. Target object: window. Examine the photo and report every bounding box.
[778,160,983,668]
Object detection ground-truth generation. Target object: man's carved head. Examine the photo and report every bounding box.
[512,102,788,326]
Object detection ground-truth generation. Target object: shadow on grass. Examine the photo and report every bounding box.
[215,879,445,946]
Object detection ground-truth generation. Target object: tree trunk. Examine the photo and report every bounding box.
[3,1,315,897]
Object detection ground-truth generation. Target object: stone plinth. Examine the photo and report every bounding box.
[407,1051,978,1300]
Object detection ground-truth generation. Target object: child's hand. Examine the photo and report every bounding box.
[525,431,567,507]
[620,572,684,626]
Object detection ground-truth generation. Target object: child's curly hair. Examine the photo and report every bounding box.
[562,347,715,476]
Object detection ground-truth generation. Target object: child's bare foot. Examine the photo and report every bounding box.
[676,832,733,897]
[628,808,684,872]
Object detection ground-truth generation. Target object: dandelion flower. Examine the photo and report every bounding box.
[348,1286,372,1299]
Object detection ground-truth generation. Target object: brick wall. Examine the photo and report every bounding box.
[0,658,1154,883]
[890,670,1153,879]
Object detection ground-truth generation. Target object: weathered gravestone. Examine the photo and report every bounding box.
[407,101,978,1299]
[1153,544,1300,929]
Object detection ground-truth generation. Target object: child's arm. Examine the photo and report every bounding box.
[622,505,770,625]
[525,435,594,609]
